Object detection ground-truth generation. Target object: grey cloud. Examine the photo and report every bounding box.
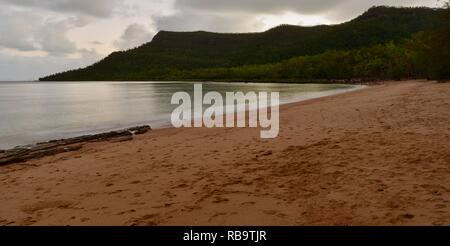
[322,0,436,22]
[114,23,155,50]
[90,41,103,45]
[0,49,103,81]
[38,17,94,56]
[157,0,435,32]
[155,0,343,33]
[175,0,343,15]
[0,6,93,56]
[0,0,119,17]
[0,10,38,51]
[39,21,78,56]
[155,9,264,32]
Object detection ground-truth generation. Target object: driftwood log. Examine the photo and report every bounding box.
[0,125,151,166]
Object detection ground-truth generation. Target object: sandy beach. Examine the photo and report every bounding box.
[0,80,449,226]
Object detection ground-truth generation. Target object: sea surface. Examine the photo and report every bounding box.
[0,81,363,149]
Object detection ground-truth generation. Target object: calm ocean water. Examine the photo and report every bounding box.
[0,81,362,149]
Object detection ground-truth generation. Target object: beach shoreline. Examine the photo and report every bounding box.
[0,81,362,150]
[1,80,449,226]
[0,82,365,153]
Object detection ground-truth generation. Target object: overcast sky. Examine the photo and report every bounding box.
[0,0,438,81]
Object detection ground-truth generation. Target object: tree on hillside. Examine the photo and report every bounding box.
[427,0,450,79]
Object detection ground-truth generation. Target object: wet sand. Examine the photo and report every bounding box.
[0,80,449,226]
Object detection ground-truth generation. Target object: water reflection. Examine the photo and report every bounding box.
[0,81,361,149]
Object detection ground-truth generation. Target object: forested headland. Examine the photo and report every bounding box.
[40,6,450,82]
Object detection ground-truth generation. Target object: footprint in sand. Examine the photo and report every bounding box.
[21,216,38,225]
[128,214,164,226]
[208,212,228,222]
[116,209,136,215]
[212,196,229,204]
[241,201,256,206]
[399,213,415,220]
[21,200,73,215]
[263,210,278,215]
[80,218,90,222]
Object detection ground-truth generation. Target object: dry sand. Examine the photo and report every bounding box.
[0,80,449,226]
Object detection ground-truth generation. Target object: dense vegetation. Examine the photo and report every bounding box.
[40,6,449,82]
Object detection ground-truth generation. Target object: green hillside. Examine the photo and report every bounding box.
[40,6,445,81]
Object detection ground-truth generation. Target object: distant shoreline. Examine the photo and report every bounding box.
[35,78,388,85]
[0,75,407,85]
